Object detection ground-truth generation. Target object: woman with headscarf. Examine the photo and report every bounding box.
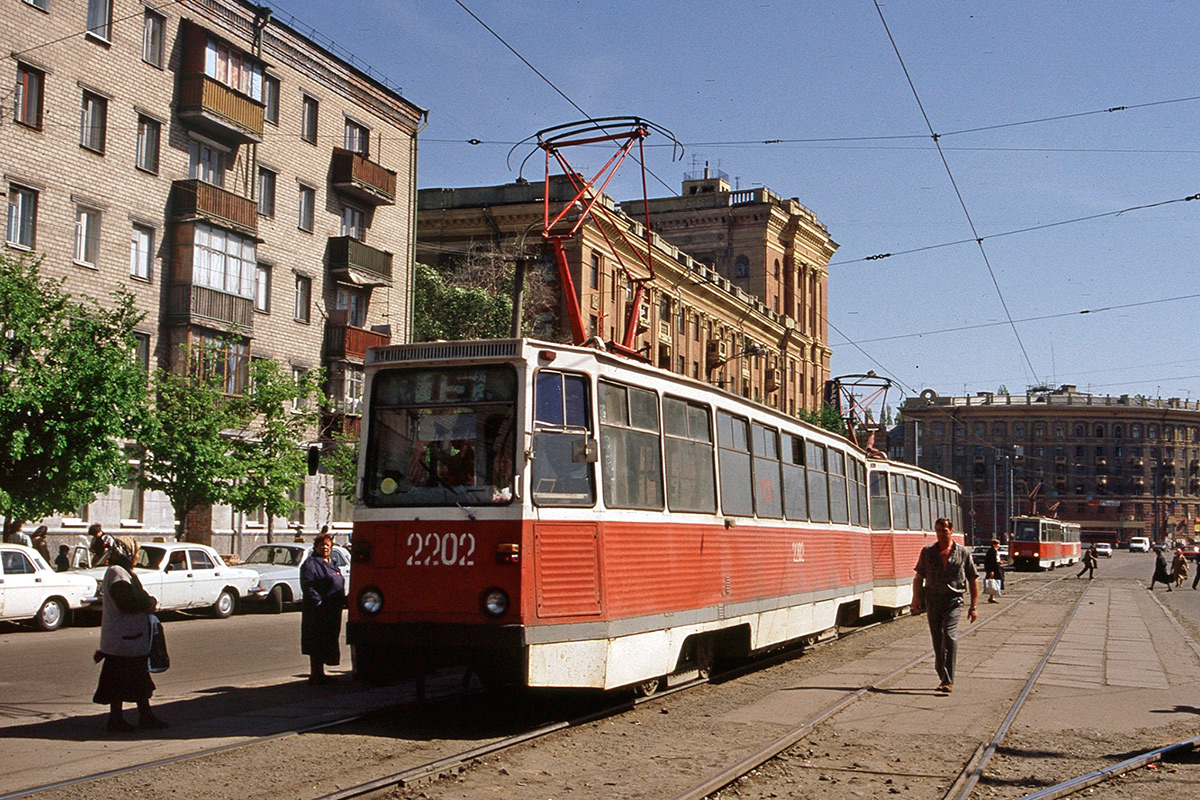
[92,536,167,731]
[300,531,345,684]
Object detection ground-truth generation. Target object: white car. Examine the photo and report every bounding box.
[1093,543,1113,558]
[82,542,259,618]
[0,544,99,631]
[1129,536,1151,553]
[241,543,351,613]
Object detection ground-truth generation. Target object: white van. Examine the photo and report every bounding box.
[1129,536,1151,553]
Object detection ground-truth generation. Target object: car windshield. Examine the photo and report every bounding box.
[136,547,165,570]
[245,546,303,566]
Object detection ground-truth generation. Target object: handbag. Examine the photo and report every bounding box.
[983,577,1002,598]
[148,614,170,673]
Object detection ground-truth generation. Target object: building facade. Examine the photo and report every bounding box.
[3,0,424,552]
[899,385,1200,545]
[418,172,837,415]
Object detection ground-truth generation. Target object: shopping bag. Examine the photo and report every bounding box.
[983,577,1001,598]
[148,614,170,673]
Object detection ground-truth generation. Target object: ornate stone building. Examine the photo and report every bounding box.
[418,171,837,415]
[899,385,1200,545]
[2,0,424,551]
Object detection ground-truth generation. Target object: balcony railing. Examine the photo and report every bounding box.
[327,236,393,285]
[330,148,397,205]
[168,284,254,332]
[178,74,264,143]
[326,320,390,360]
[172,179,258,236]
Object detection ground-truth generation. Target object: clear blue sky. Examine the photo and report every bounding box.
[274,0,1200,403]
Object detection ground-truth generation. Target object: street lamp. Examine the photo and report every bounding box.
[707,342,768,381]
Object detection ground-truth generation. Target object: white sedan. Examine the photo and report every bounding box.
[83,542,260,618]
[241,543,351,613]
[0,544,99,631]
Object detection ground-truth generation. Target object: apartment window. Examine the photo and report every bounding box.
[193,222,256,298]
[334,286,366,327]
[129,224,153,280]
[188,140,225,187]
[340,205,365,241]
[291,367,309,411]
[257,167,276,217]
[204,36,263,100]
[294,274,311,322]
[15,64,44,129]
[74,205,102,266]
[254,263,271,312]
[136,116,160,173]
[142,10,165,67]
[262,75,279,125]
[6,185,37,248]
[192,330,249,395]
[24,0,50,10]
[343,365,364,415]
[297,185,315,231]
[589,252,599,289]
[87,0,112,40]
[80,91,107,153]
[344,119,369,155]
[133,332,151,371]
[121,447,144,523]
[301,95,318,143]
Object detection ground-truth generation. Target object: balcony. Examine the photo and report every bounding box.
[177,74,264,144]
[330,148,396,205]
[327,236,393,286]
[172,180,258,237]
[326,314,390,360]
[167,284,253,332]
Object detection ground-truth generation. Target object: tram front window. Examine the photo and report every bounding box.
[1013,520,1040,542]
[365,366,516,507]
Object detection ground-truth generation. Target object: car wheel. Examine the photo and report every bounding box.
[266,585,286,615]
[211,589,236,619]
[34,598,67,632]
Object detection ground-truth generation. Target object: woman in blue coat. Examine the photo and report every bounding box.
[300,532,345,684]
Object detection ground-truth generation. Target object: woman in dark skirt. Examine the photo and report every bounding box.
[300,531,345,684]
[93,536,167,731]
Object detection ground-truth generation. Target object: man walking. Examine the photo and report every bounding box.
[912,518,979,694]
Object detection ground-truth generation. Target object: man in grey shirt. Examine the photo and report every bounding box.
[912,517,979,693]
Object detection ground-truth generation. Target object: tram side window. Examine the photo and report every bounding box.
[827,450,849,524]
[869,471,890,530]
[806,441,830,523]
[532,371,596,507]
[752,423,782,519]
[782,435,808,520]
[663,396,716,513]
[905,477,922,531]
[921,481,933,531]
[717,411,754,516]
[599,381,664,510]
[850,460,867,527]
[890,474,908,530]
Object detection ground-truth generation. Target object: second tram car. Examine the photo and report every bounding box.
[346,339,962,692]
[1009,515,1081,571]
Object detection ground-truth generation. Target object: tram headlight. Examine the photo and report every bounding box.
[359,587,384,615]
[482,588,509,617]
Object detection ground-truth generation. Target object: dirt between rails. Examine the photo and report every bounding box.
[29,574,1200,800]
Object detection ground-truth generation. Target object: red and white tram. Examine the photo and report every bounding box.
[1009,515,1081,571]
[345,338,962,691]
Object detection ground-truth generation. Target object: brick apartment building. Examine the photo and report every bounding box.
[898,385,1200,545]
[2,0,424,552]
[417,169,837,415]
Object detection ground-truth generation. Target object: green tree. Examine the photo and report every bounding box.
[138,363,240,543]
[323,428,360,510]
[227,361,324,543]
[0,254,147,538]
[799,403,849,438]
[413,262,511,342]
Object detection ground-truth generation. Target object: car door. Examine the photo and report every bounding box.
[186,548,222,607]
[0,549,44,619]
[330,547,351,594]
[152,548,193,610]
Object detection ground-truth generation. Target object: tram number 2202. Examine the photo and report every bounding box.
[405,533,476,567]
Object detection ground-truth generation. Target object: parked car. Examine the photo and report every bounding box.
[241,543,351,614]
[82,542,259,618]
[1128,536,1151,553]
[1093,543,1113,558]
[0,544,99,631]
[971,546,990,567]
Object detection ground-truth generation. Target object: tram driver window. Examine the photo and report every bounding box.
[532,371,596,507]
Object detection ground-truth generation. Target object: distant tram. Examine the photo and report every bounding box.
[345,338,963,692]
[1009,515,1081,571]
